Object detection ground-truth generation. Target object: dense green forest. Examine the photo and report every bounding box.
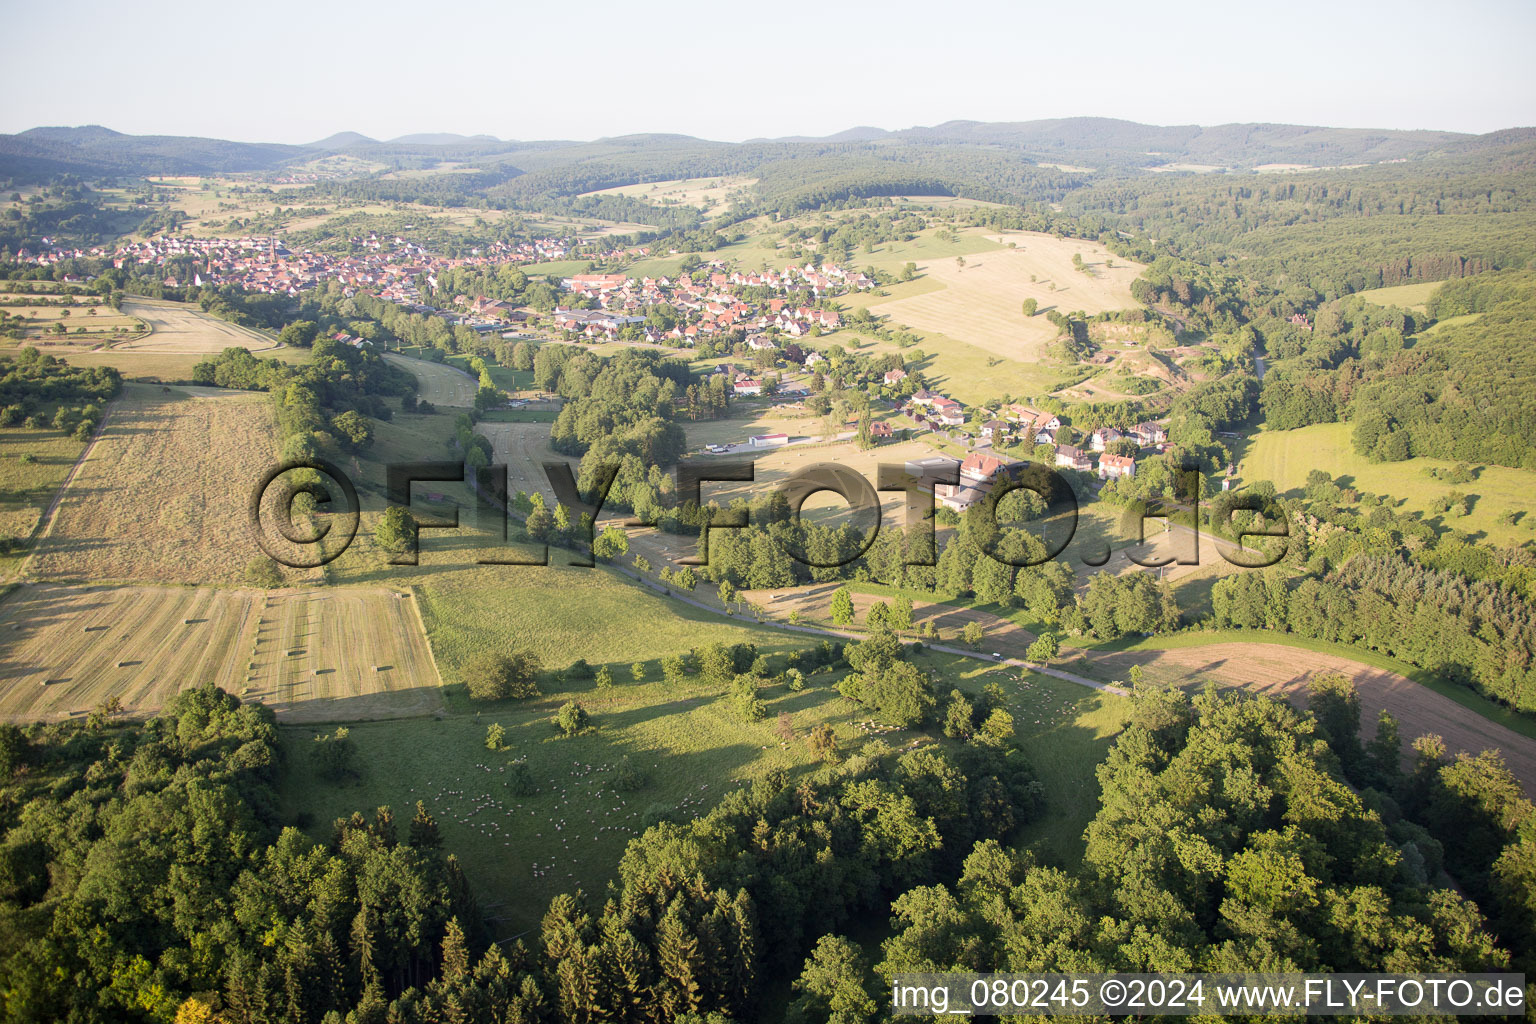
[4,672,1530,1023]
[0,640,1042,1024]
[1258,272,1536,469]
[878,682,1522,979]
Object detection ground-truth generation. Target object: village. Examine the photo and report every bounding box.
[17,229,878,347]
[17,226,1177,503]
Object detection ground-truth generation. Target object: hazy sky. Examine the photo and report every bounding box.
[4,0,1533,143]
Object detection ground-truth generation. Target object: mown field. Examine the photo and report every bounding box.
[23,384,283,585]
[116,298,277,353]
[1084,633,1536,791]
[0,295,142,341]
[877,231,1143,359]
[242,588,443,721]
[383,352,479,406]
[0,582,257,720]
[1241,421,1536,546]
[0,339,306,384]
[825,227,1147,404]
[0,581,443,723]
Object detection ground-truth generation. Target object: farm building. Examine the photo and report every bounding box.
[936,483,988,513]
[749,433,789,448]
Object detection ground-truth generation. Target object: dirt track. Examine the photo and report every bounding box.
[1094,642,1536,789]
[740,584,1536,792]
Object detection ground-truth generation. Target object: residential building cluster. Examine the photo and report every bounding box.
[555,262,872,345]
[899,390,1171,510]
[14,232,611,305]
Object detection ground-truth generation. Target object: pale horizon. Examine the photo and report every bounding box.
[4,0,1533,145]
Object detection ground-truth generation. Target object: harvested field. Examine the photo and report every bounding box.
[23,385,279,585]
[241,588,442,721]
[0,583,258,720]
[0,583,442,722]
[870,231,1144,365]
[474,420,576,505]
[115,298,278,353]
[1094,640,1536,792]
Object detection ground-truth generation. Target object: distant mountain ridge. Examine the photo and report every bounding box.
[1,125,307,177]
[304,131,375,149]
[0,117,1527,182]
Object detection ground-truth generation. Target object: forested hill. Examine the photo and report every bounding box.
[764,117,1491,169]
[0,126,307,177]
[2,117,1528,181]
[1258,271,1536,470]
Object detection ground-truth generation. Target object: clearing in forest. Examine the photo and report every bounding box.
[1241,422,1536,547]
[579,176,758,209]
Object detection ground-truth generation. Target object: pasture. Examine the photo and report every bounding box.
[274,641,1124,935]
[0,427,87,576]
[920,652,1127,862]
[275,662,857,936]
[23,385,281,585]
[1354,280,1440,312]
[1241,422,1536,546]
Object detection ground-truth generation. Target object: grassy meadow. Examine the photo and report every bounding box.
[273,642,1127,937]
[0,426,87,576]
[1354,280,1440,312]
[1241,422,1536,546]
